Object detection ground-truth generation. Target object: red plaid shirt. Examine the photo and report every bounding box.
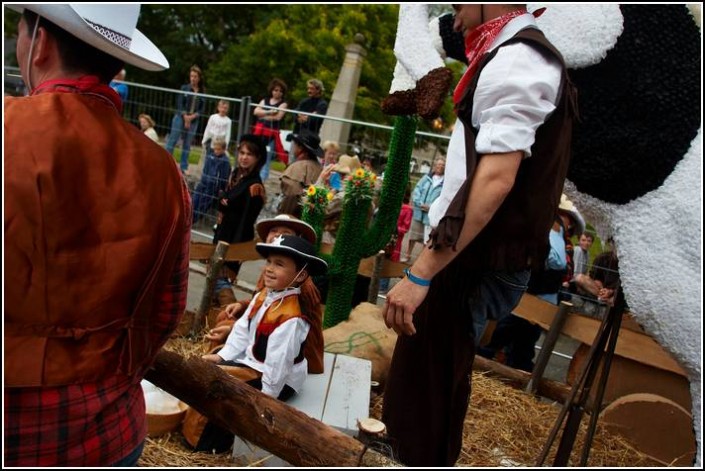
[4,180,192,467]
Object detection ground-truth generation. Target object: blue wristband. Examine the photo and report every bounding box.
[404,267,432,287]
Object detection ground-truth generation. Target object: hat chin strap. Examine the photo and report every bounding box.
[24,15,41,92]
[286,263,308,289]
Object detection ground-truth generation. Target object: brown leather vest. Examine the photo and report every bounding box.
[4,92,186,386]
[432,28,577,274]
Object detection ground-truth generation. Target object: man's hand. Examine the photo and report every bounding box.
[383,277,429,336]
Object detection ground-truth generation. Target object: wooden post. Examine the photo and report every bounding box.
[145,351,400,467]
[367,251,385,304]
[525,301,572,395]
[191,241,229,337]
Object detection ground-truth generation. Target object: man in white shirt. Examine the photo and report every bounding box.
[382,4,577,466]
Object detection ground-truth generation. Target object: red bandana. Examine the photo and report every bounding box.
[453,8,545,105]
[31,75,123,113]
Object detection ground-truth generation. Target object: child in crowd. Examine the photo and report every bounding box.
[191,137,231,225]
[138,113,159,143]
[202,99,232,159]
[202,234,327,400]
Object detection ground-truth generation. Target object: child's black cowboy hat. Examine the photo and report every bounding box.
[256,234,327,276]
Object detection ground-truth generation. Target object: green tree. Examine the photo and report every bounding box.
[206,4,400,126]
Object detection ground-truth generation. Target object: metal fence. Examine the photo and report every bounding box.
[4,65,451,230]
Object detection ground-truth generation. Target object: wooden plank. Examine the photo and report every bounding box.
[320,242,406,278]
[512,294,687,377]
[146,351,399,467]
[358,257,407,278]
[567,344,692,411]
[321,354,372,435]
[190,240,260,262]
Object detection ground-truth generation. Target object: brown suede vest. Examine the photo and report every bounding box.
[432,28,577,274]
[4,92,186,386]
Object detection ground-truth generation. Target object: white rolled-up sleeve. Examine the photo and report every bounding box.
[473,42,562,158]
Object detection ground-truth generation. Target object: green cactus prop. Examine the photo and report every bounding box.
[301,185,332,253]
[305,115,417,328]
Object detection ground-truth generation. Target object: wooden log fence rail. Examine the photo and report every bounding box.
[145,351,400,467]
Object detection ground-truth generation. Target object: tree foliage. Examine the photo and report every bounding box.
[204,5,400,126]
[4,4,462,130]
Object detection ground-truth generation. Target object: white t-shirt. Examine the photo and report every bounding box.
[202,113,232,149]
[429,14,562,228]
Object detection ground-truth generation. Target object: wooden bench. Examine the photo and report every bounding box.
[231,352,372,466]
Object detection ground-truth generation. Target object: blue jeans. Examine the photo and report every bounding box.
[165,114,199,172]
[110,440,144,466]
[260,138,275,181]
[470,269,531,343]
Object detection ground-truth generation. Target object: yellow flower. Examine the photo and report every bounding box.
[327,192,334,201]
[306,185,317,196]
[370,173,377,182]
[355,168,365,178]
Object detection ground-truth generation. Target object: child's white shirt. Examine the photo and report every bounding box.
[202,114,232,149]
[218,287,310,398]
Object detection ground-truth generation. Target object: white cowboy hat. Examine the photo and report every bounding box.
[332,154,362,174]
[9,4,168,71]
[255,214,317,245]
[558,194,586,236]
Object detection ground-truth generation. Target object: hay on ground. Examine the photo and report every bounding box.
[140,337,662,467]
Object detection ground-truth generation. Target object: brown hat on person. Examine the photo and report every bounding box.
[255,214,317,244]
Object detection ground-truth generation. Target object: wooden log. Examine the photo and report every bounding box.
[145,351,400,467]
[191,241,229,337]
[473,355,572,404]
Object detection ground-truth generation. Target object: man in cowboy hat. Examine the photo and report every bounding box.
[278,130,324,217]
[4,5,189,467]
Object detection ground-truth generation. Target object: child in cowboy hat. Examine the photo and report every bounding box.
[202,234,327,400]
[206,214,325,375]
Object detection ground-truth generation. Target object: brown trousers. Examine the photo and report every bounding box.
[382,261,476,466]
